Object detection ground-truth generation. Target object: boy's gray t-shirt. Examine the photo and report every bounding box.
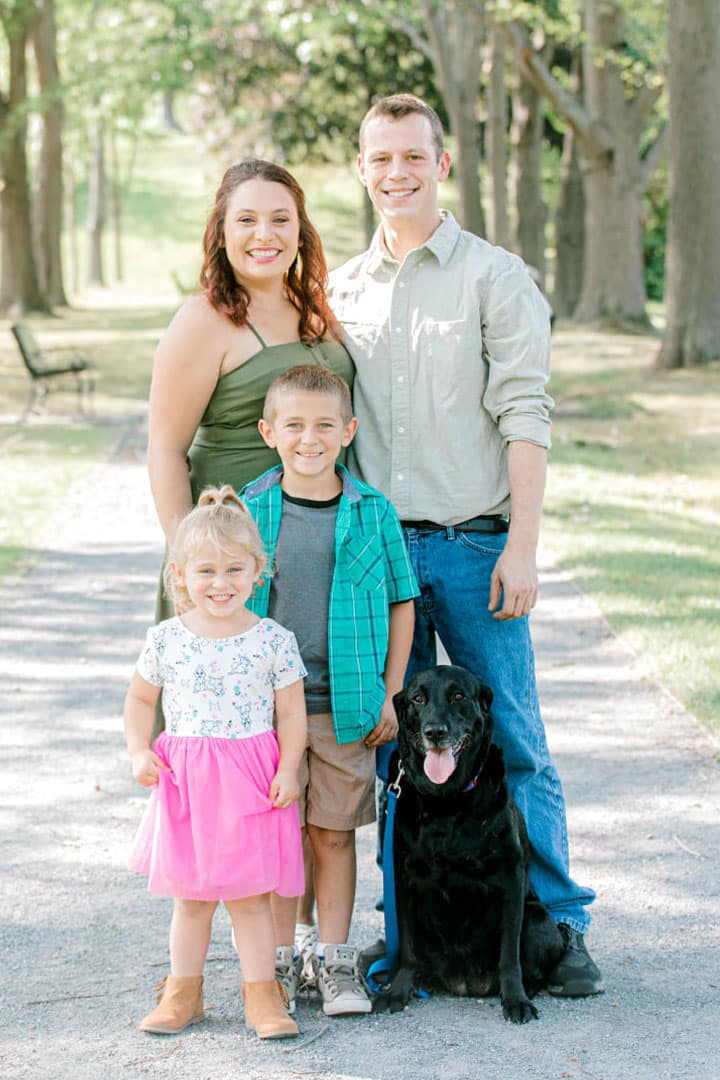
[267,491,340,715]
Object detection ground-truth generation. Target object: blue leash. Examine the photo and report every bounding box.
[366,765,430,999]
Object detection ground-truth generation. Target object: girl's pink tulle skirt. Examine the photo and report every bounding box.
[129,730,304,901]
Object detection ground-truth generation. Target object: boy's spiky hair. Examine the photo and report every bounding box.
[263,364,353,425]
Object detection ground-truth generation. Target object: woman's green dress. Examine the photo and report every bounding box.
[153,328,354,729]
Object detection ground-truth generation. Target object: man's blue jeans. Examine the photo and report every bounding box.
[380,525,595,933]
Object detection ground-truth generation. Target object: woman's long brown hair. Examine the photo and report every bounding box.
[198,159,336,343]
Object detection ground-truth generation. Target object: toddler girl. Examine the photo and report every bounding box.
[124,485,307,1039]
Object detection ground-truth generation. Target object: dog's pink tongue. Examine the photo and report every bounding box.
[423,748,456,785]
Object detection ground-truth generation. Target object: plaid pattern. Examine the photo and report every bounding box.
[242,465,418,744]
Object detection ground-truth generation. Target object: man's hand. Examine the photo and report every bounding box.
[488,545,538,620]
[364,696,399,747]
[489,441,546,620]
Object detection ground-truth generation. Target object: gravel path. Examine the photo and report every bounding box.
[1,428,718,1080]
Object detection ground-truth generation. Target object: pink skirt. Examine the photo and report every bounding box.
[130,730,304,901]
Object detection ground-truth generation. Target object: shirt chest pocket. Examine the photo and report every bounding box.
[339,533,386,592]
[414,317,487,403]
[414,317,479,360]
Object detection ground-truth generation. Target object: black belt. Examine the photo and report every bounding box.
[401,515,509,534]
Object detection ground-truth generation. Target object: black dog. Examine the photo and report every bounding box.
[374,665,563,1023]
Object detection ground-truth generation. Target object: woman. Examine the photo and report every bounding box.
[148,158,354,624]
[147,158,347,987]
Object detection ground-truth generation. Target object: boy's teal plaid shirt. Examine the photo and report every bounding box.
[241,464,419,744]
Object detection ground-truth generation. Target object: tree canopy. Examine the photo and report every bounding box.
[1,0,718,367]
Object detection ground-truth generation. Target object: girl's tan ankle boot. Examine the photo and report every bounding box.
[139,974,205,1034]
[242,979,299,1039]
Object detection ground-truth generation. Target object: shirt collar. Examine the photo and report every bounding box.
[245,463,362,503]
[365,210,461,274]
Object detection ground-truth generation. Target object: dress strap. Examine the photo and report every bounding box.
[246,322,268,348]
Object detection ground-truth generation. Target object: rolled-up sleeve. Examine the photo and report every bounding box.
[379,501,420,604]
[480,258,553,449]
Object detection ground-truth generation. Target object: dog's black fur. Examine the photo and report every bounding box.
[375,665,564,1023]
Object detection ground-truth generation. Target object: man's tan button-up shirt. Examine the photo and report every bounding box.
[329,212,553,526]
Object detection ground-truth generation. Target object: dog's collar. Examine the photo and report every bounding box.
[463,772,480,793]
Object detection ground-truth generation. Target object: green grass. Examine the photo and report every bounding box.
[0,421,118,577]
[68,139,383,294]
[544,325,720,735]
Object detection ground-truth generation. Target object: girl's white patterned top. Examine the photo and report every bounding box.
[136,617,306,738]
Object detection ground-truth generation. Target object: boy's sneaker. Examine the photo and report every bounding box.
[295,923,319,989]
[274,946,299,1014]
[547,924,604,997]
[315,944,373,1016]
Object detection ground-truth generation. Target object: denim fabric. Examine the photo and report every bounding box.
[381,526,595,932]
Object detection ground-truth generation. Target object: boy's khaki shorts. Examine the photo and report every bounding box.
[297,712,376,832]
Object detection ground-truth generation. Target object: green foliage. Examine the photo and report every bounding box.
[643,167,667,302]
[11,0,673,303]
[267,0,445,163]
[64,130,212,294]
[171,0,444,163]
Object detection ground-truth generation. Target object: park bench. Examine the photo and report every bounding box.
[10,323,96,415]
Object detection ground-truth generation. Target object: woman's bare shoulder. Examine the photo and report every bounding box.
[168,292,226,330]
[158,295,237,353]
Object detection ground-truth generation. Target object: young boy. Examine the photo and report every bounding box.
[241,365,418,1016]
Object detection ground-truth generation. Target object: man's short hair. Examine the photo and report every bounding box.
[359,94,445,160]
[263,364,354,425]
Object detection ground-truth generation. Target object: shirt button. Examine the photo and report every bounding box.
[398,281,406,288]
[395,326,402,333]
[397,375,404,383]
[398,426,405,433]
[397,473,404,481]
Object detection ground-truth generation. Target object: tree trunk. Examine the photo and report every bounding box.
[572,0,648,324]
[363,188,375,248]
[0,14,47,314]
[162,89,183,133]
[486,25,510,247]
[510,47,547,274]
[418,0,486,236]
[574,144,647,324]
[554,128,584,318]
[109,126,123,282]
[31,0,67,307]
[508,2,663,325]
[657,1,720,369]
[64,163,80,297]
[86,122,106,286]
[451,115,485,236]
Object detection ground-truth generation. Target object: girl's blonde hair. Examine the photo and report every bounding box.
[165,485,268,610]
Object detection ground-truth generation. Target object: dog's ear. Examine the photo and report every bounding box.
[393,686,408,721]
[476,681,493,713]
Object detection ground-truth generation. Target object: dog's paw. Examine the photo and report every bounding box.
[372,968,415,1013]
[373,992,408,1014]
[502,996,539,1024]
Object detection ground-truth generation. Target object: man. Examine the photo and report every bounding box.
[329,93,601,997]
